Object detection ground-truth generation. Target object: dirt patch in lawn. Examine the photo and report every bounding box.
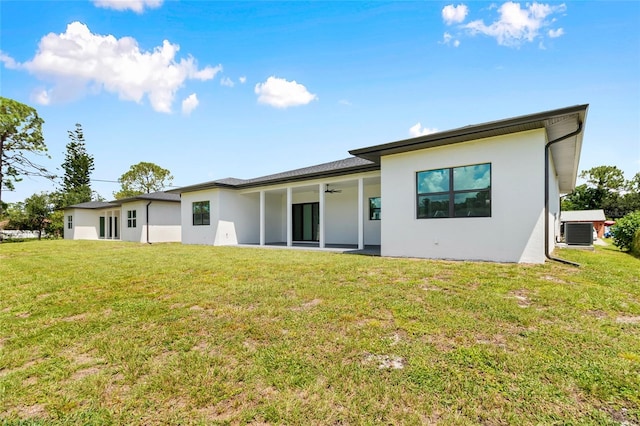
[508,289,532,308]
[61,313,87,322]
[363,353,406,370]
[14,403,47,419]
[586,310,608,320]
[541,274,569,284]
[292,298,322,311]
[71,366,102,381]
[616,316,640,324]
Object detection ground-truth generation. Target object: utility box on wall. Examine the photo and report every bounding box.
[565,222,593,246]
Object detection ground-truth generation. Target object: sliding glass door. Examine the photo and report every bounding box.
[292,202,319,242]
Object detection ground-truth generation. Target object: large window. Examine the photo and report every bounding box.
[417,163,491,219]
[127,210,137,228]
[192,201,210,226]
[369,197,381,220]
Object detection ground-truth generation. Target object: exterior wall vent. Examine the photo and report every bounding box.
[565,222,593,246]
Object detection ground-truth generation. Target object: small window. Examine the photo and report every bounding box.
[67,215,73,229]
[127,210,137,228]
[193,201,210,226]
[417,163,491,219]
[369,197,381,220]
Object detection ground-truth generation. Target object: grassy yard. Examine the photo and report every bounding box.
[0,240,638,425]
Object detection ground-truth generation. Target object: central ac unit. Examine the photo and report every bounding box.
[565,222,593,246]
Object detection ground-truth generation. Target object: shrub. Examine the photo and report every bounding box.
[610,210,640,251]
[633,228,640,256]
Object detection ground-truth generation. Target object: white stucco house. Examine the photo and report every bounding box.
[63,192,181,243]
[173,104,588,264]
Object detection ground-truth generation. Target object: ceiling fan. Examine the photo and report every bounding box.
[324,184,342,194]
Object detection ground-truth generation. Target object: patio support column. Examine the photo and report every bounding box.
[259,190,265,246]
[358,177,364,250]
[319,183,325,248]
[286,187,292,247]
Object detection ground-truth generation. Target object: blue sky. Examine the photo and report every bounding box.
[1,0,639,203]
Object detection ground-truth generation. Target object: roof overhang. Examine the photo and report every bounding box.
[172,159,379,194]
[349,104,588,193]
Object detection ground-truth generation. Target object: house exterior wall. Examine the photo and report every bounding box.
[217,190,259,245]
[380,129,547,263]
[180,173,381,247]
[121,200,181,243]
[146,201,182,243]
[548,154,561,251]
[265,192,284,243]
[181,189,219,245]
[64,208,100,240]
[120,201,144,242]
[180,189,259,246]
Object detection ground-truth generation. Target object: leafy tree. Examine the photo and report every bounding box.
[6,193,57,239]
[579,165,625,192]
[59,123,94,206]
[113,162,173,199]
[620,172,640,215]
[0,97,53,219]
[4,201,27,229]
[610,211,640,252]
[25,192,54,239]
[562,165,639,218]
[562,184,600,211]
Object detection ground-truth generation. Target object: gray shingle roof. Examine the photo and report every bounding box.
[174,157,378,194]
[63,192,180,209]
[239,157,375,185]
[65,201,119,209]
[115,191,181,203]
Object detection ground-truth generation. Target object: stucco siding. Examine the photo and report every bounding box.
[64,209,100,240]
[380,129,547,263]
[120,201,144,242]
[180,189,218,245]
[548,153,561,253]
[265,192,284,243]
[217,190,260,245]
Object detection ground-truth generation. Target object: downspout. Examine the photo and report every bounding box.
[545,121,583,267]
[146,201,152,244]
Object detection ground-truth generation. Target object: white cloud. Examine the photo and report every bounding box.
[0,51,18,69]
[9,22,221,112]
[442,4,469,25]
[239,76,247,84]
[548,28,564,38]
[442,32,461,47]
[409,122,438,137]
[339,99,352,106]
[254,76,317,108]
[181,93,198,115]
[32,88,51,105]
[93,0,163,13]
[220,76,234,87]
[464,2,567,47]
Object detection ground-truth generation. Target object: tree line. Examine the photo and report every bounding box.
[561,165,640,219]
[0,97,173,239]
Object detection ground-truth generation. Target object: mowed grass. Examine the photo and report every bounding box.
[0,240,638,425]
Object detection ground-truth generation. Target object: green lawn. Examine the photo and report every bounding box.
[0,240,638,425]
